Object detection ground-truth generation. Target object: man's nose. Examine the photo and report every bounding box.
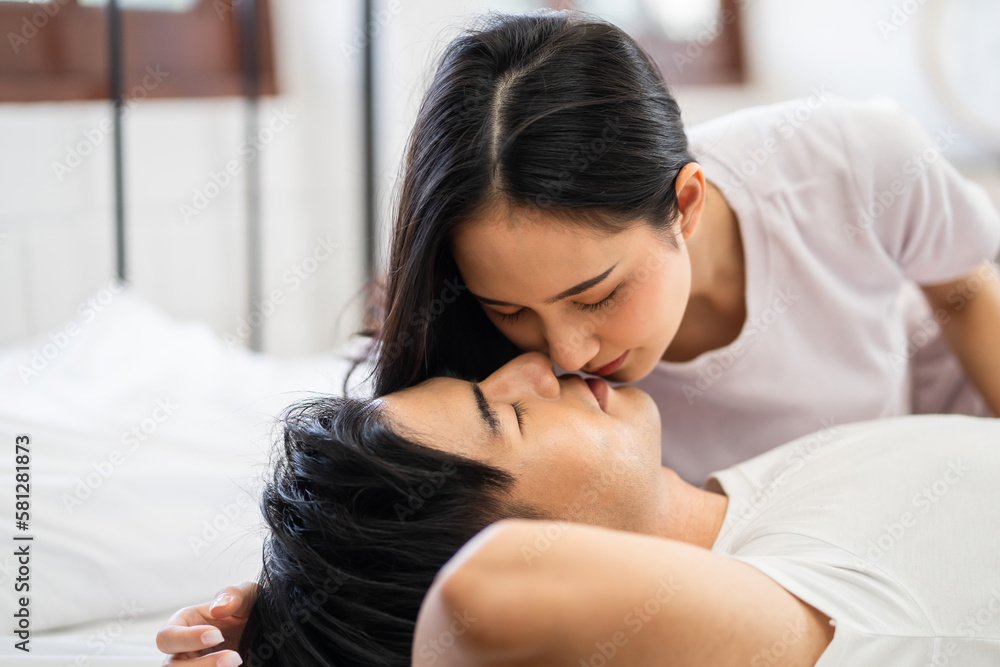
[485,352,561,400]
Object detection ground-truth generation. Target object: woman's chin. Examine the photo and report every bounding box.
[611,350,657,383]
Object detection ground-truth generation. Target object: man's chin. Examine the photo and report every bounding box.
[614,385,661,431]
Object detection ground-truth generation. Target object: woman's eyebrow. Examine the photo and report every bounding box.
[468,263,618,307]
[471,382,500,437]
[545,263,617,304]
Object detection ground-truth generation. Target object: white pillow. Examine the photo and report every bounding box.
[0,289,371,631]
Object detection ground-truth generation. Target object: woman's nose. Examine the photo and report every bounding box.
[546,322,600,373]
[484,352,561,401]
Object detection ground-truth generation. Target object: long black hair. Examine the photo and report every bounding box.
[237,396,540,666]
[366,10,693,395]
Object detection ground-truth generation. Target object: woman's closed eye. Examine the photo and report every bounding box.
[491,282,625,323]
[576,283,623,313]
[495,308,526,324]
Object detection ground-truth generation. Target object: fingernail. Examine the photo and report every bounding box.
[218,652,243,667]
[201,628,224,646]
[211,595,233,611]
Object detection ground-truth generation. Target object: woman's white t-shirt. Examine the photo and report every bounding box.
[634,94,1000,484]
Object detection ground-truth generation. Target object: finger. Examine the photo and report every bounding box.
[156,625,226,654]
[162,649,243,667]
[209,581,259,619]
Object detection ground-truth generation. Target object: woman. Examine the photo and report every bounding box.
[365,10,1000,483]
[157,9,1000,664]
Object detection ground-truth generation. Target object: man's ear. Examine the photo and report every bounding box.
[674,162,707,242]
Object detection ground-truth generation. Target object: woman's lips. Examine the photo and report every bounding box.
[585,378,610,412]
[590,351,628,377]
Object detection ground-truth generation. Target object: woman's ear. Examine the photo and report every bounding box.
[674,162,707,242]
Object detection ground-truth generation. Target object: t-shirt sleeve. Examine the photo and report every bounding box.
[834,96,1000,284]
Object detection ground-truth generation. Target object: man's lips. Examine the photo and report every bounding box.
[589,351,628,377]
[585,377,609,412]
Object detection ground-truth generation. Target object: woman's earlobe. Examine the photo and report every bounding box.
[676,202,704,244]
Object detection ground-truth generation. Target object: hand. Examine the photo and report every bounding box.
[156,581,258,666]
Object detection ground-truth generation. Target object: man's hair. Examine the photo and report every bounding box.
[238,396,541,666]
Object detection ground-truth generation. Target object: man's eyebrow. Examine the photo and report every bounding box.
[468,263,618,307]
[471,383,500,437]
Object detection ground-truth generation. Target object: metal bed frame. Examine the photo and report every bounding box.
[105,0,377,352]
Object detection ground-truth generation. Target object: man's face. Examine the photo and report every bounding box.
[380,353,665,533]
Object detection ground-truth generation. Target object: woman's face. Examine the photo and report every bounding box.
[450,208,693,382]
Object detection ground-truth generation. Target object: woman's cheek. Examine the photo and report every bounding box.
[617,278,661,331]
[647,259,688,325]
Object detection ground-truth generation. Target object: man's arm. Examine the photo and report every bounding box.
[413,519,835,667]
[921,260,1000,416]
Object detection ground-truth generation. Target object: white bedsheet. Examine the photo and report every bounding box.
[0,289,372,655]
[0,610,170,664]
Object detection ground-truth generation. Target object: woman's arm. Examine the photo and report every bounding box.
[413,519,835,667]
[921,260,1000,416]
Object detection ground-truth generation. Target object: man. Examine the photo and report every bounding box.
[159,353,1000,666]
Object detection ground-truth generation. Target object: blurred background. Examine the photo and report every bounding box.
[1,0,998,357]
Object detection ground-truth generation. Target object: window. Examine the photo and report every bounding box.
[0,0,276,102]
[550,0,745,85]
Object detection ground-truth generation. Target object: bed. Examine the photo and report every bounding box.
[0,289,369,663]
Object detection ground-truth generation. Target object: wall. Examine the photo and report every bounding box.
[372,0,1000,260]
[0,0,367,357]
[3,0,997,355]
